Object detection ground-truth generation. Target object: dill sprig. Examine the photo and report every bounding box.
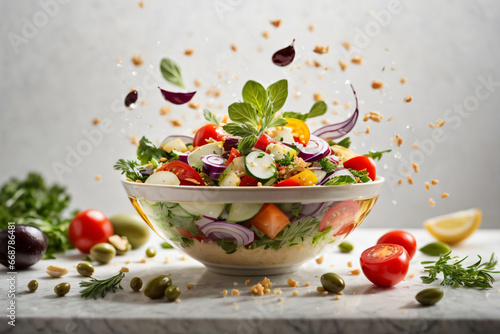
[421,251,499,289]
[79,272,125,299]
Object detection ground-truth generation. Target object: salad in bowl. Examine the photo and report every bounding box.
[116,79,387,275]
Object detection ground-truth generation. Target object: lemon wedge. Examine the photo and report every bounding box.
[423,208,482,245]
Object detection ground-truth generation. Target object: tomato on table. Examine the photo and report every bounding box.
[193,124,227,147]
[246,203,290,239]
[157,161,205,186]
[239,175,259,187]
[226,147,242,166]
[319,200,360,236]
[343,156,376,181]
[360,243,410,287]
[377,230,417,260]
[254,133,277,151]
[284,118,310,145]
[69,209,114,253]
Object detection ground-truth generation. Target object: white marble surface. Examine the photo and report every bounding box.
[1,228,499,334]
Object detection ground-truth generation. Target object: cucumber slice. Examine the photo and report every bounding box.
[144,171,180,185]
[227,203,263,223]
[178,202,226,218]
[244,151,277,182]
[188,143,223,170]
[169,204,195,218]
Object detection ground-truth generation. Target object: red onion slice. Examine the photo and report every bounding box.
[176,152,189,164]
[297,135,330,162]
[194,216,218,228]
[326,155,340,165]
[199,221,255,246]
[201,154,227,179]
[312,84,359,140]
[158,87,196,105]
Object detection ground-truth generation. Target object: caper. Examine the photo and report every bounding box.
[338,242,354,253]
[130,277,143,292]
[90,243,116,264]
[109,213,150,249]
[165,285,181,302]
[116,241,132,255]
[321,272,345,293]
[54,282,71,297]
[415,288,444,306]
[145,247,156,258]
[27,280,38,292]
[419,242,451,256]
[77,261,95,277]
[143,275,172,299]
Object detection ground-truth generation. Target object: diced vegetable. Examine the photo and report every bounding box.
[227,203,264,222]
[244,151,277,182]
[160,138,188,153]
[219,171,241,186]
[144,171,180,185]
[284,118,310,145]
[188,143,224,170]
[254,133,277,151]
[246,204,290,239]
[288,170,318,186]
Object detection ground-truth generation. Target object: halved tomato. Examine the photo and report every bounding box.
[360,243,410,287]
[157,161,205,186]
[193,124,227,147]
[319,200,360,235]
[285,118,310,145]
[343,156,376,181]
[239,175,259,187]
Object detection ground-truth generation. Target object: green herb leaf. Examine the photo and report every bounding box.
[137,136,168,165]
[363,149,392,161]
[276,151,293,166]
[223,122,259,138]
[328,137,351,149]
[266,79,288,112]
[281,111,307,121]
[228,102,259,127]
[308,101,328,118]
[420,242,451,256]
[203,108,219,125]
[113,159,146,182]
[160,242,174,249]
[216,239,238,254]
[160,58,185,88]
[312,226,332,246]
[317,157,337,173]
[265,117,288,129]
[242,80,268,114]
[80,272,125,299]
[324,175,357,186]
[237,136,258,155]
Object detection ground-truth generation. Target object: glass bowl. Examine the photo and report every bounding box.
[121,177,384,275]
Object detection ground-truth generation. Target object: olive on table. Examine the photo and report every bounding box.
[145,247,156,258]
[77,262,95,277]
[143,275,172,299]
[130,277,143,292]
[90,243,116,264]
[28,280,38,292]
[109,213,150,249]
[0,225,48,269]
[415,288,444,306]
[338,242,354,253]
[54,283,71,297]
[321,272,346,293]
[165,285,181,302]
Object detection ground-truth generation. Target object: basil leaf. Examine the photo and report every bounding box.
[237,135,258,155]
[203,108,219,125]
[308,101,327,118]
[223,122,258,137]
[266,79,288,113]
[328,137,351,149]
[228,102,259,127]
[242,80,268,113]
[266,117,288,129]
[281,111,307,121]
[160,58,185,88]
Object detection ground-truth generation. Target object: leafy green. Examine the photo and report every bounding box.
[363,149,392,161]
[242,80,268,115]
[237,136,258,155]
[113,159,147,182]
[80,272,125,299]
[223,123,258,138]
[328,137,351,149]
[0,173,75,259]
[203,108,219,125]
[160,58,185,88]
[276,152,293,166]
[266,79,288,112]
[216,239,238,254]
[312,226,332,246]
[421,252,499,289]
[318,157,337,173]
[137,136,169,165]
[228,102,260,127]
[324,175,357,186]
[283,101,327,121]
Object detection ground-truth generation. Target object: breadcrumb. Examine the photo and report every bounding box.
[395,134,403,147]
[365,126,370,134]
[411,162,419,173]
[304,282,310,287]
[273,289,282,295]
[270,19,282,27]
[250,283,264,296]
[344,102,351,110]
[339,60,347,71]
[317,286,325,292]
[342,42,351,50]
[313,60,322,67]
[139,1,145,8]
[140,259,146,263]
[435,119,446,127]
[141,100,148,107]
[222,290,228,297]
[277,297,284,302]
[92,118,100,125]
[315,255,324,264]
[431,180,439,185]
[164,257,169,264]
[334,295,341,300]
[186,284,194,290]
[408,274,415,278]
[314,93,324,101]
[258,277,272,289]
[400,77,407,84]
[441,193,449,199]
[322,291,329,296]
[262,31,270,39]
[404,95,413,103]
[194,79,202,87]
[292,291,299,296]
[308,24,315,31]
[132,54,144,66]
[425,181,430,191]
[245,279,251,286]
[120,267,129,273]
[407,175,414,185]
[429,123,435,129]
[398,179,403,186]
[160,106,171,115]
[351,56,363,64]
[94,174,101,181]
[231,289,240,295]
[429,198,435,207]
[231,44,238,52]
[412,143,419,149]
[371,81,384,89]
[170,120,182,127]
[233,282,238,286]
[184,49,194,56]
[347,261,353,268]
[180,256,188,261]
[349,269,361,275]
[188,102,200,109]
[131,136,140,147]
[333,100,339,106]
[287,278,298,287]
[313,45,329,54]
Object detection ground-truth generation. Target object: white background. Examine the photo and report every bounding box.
[1,0,499,228]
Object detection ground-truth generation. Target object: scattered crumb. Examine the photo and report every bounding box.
[395,134,403,147]
[407,176,414,185]
[139,1,145,8]
[314,93,324,101]
[429,123,436,129]
[344,102,351,110]
[273,289,282,295]
[313,45,329,54]
[141,100,148,106]
[404,95,413,103]
[170,120,182,127]
[119,267,129,273]
[400,77,407,84]
[347,261,353,268]
[364,110,383,122]
[231,44,238,52]
[277,297,284,302]
[431,180,439,185]
[322,291,329,296]
[231,289,240,296]
[411,162,419,173]
[184,49,194,56]
[222,290,228,297]
[294,92,301,99]
[92,118,100,125]
[132,54,144,66]
[352,292,356,295]
[313,60,322,67]
[321,119,330,125]
[349,269,361,275]
[305,282,310,287]
[339,60,347,71]
[287,278,298,287]
[180,256,188,261]
[333,100,339,106]
[435,119,446,127]
[258,277,273,289]
[371,81,384,89]
[94,174,101,181]
[250,283,264,296]
[342,42,351,50]
[160,106,171,115]
[365,126,370,134]
[131,136,139,147]
[308,24,315,31]
[317,286,325,292]
[125,261,131,264]
[315,255,324,264]
[429,198,435,207]
[338,291,343,295]
[409,274,415,278]
[387,116,397,122]
[351,56,363,64]
[233,282,238,286]
[116,57,121,63]
[441,193,450,199]
[264,288,271,294]
[194,79,202,87]
[188,102,200,109]
[292,291,299,296]
[245,279,251,286]
[398,179,403,186]
[140,259,146,263]
[262,31,270,39]
[412,143,419,149]
[186,284,194,290]
[164,257,169,264]
[334,295,341,300]
[270,19,282,27]
[425,182,430,191]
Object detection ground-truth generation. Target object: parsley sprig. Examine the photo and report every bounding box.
[80,272,125,299]
[421,251,499,289]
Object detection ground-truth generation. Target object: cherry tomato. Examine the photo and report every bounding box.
[360,243,410,287]
[254,133,277,151]
[319,200,360,235]
[377,230,417,260]
[343,156,376,181]
[285,118,310,145]
[274,178,301,187]
[157,161,205,186]
[239,175,259,187]
[226,147,242,166]
[193,124,227,147]
[69,209,114,253]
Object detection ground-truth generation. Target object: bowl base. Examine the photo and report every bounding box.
[203,262,303,276]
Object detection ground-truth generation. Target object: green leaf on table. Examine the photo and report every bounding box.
[160,58,185,88]
[228,102,259,127]
[242,80,268,114]
[266,79,288,113]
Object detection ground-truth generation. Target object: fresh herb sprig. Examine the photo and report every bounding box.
[328,137,351,149]
[80,272,125,299]
[363,149,392,161]
[282,101,327,121]
[421,251,499,289]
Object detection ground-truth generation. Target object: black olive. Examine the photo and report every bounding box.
[0,225,48,269]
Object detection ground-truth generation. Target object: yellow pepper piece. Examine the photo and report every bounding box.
[289,170,318,186]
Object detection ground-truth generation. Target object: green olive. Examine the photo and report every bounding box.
[338,242,354,253]
[54,282,71,297]
[165,285,181,302]
[76,261,95,277]
[109,213,150,249]
[27,280,38,292]
[415,288,444,306]
[143,275,172,299]
[130,277,143,292]
[419,242,451,256]
[90,243,116,264]
[146,247,156,258]
[321,272,345,293]
[116,241,132,255]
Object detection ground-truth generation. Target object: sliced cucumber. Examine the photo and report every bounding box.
[227,203,263,223]
[145,171,180,185]
[178,202,226,218]
[188,143,223,170]
[244,151,277,182]
[169,204,196,218]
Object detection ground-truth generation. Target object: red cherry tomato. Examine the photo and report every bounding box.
[157,161,205,186]
[239,175,259,187]
[377,230,417,260]
[226,147,242,166]
[69,209,114,253]
[254,133,277,151]
[319,200,360,235]
[193,124,227,147]
[360,243,410,287]
[343,156,377,181]
[273,178,301,187]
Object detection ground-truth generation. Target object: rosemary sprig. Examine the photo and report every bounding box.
[421,251,499,289]
[80,272,125,299]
